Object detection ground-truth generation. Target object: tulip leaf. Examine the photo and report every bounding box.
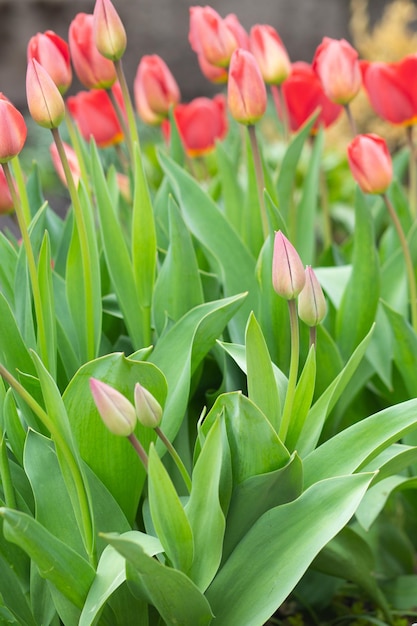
[381,300,417,397]
[0,232,17,306]
[37,231,57,378]
[215,140,244,236]
[286,344,316,450]
[0,552,36,626]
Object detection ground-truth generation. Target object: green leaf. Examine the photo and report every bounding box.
[0,233,17,306]
[242,128,264,256]
[382,300,417,397]
[355,474,413,531]
[205,472,374,626]
[37,232,57,378]
[3,389,26,465]
[0,552,36,626]
[286,345,316,450]
[215,141,244,236]
[103,532,213,626]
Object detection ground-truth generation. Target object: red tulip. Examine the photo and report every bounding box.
[69,12,117,89]
[312,37,361,105]
[273,61,342,133]
[27,31,72,94]
[347,133,393,194]
[227,48,267,125]
[189,6,238,68]
[0,167,16,214]
[0,94,27,163]
[66,83,124,147]
[162,94,228,157]
[26,59,66,129]
[93,0,127,61]
[361,56,417,126]
[250,24,291,85]
[134,55,180,125]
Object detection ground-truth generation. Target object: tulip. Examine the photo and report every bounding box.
[69,12,117,89]
[50,141,81,188]
[134,383,163,429]
[361,56,417,126]
[162,94,228,157]
[227,48,267,125]
[250,24,291,85]
[0,94,27,163]
[312,37,361,105]
[224,13,250,50]
[189,6,237,68]
[134,55,180,125]
[93,0,127,61]
[347,133,393,195]
[26,59,66,129]
[196,53,228,84]
[66,83,124,147]
[273,61,342,134]
[0,167,16,214]
[90,378,137,436]
[272,231,306,300]
[27,31,72,94]
[298,266,327,326]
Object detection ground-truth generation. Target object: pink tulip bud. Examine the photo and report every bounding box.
[26,59,65,129]
[347,133,393,195]
[227,48,267,125]
[90,378,137,436]
[312,37,361,105]
[134,55,180,125]
[93,0,127,61]
[27,31,72,95]
[298,266,327,326]
[250,24,291,85]
[272,231,306,300]
[0,94,27,163]
[189,6,238,68]
[134,383,163,429]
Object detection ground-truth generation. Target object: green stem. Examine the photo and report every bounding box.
[155,426,192,494]
[279,298,300,442]
[115,59,140,157]
[10,156,31,225]
[64,110,91,195]
[344,103,357,137]
[383,193,417,332]
[51,127,96,362]
[128,433,149,470]
[107,86,130,159]
[247,124,269,239]
[0,364,95,565]
[309,325,317,349]
[406,125,417,220]
[2,162,50,372]
[0,427,17,509]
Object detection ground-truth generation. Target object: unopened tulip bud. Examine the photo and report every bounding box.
[227,48,267,125]
[134,383,163,429]
[134,55,180,125]
[93,0,127,61]
[272,231,306,300]
[298,266,327,326]
[27,31,72,95]
[347,133,393,194]
[250,24,291,85]
[90,378,137,436]
[26,59,65,129]
[189,6,237,68]
[312,37,361,105]
[0,95,27,163]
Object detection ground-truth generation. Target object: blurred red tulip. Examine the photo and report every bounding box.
[0,94,27,163]
[250,24,291,85]
[27,30,72,94]
[134,55,180,125]
[273,61,343,133]
[189,6,237,68]
[361,56,417,126]
[347,133,393,194]
[162,94,228,157]
[227,48,267,125]
[0,167,15,214]
[69,12,117,89]
[313,37,361,105]
[67,83,124,147]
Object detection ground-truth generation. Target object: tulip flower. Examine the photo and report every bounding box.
[250,24,291,85]
[50,141,81,188]
[134,383,163,429]
[227,49,267,125]
[361,56,417,126]
[26,59,66,129]
[189,6,238,68]
[0,94,27,163]
[67,83,124,147]
[90,378,137,436]
[162,94,228,157]
[69,12,117,89]
[273,61,342,134]
[0,167,16,214]
[27,31,72,94]
[224,13,250,50]
[134,55,180,125]
[347,133,393,195]
[272,231,306,300]
[93,0,127,61]
[312,37,361,105]
[298,266,327,327]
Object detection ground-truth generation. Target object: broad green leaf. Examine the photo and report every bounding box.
[148,444,194,574]
[245,312,281,432]
[361,443,417,485]
[382,300,417,397]
[314,265,352,310]
[103,532,213,626]
[286,345,316,450]
[205,472,374,626]
[0,232,17,306]
[3,389,26,465]
[185,417,225,590]
[304,397,417,487]
[0,552,36,626]
[355,475,414,531]
[37,232,57,378]
[0,508,95,609]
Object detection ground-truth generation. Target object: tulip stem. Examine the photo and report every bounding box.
[115,59,140,159]
[406,126,417,219]
[247,124,269,240]
[279,298,300,442]
[344,103,357,137]
[11,156,31,226]
[383,192,417,332]
[2,162,51,373]
[309,326,317,349]
[273,84,289,143]
[127,433,149,470]
[64,111,91,193]
[107,87,130,160]
[155,426,192,494]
